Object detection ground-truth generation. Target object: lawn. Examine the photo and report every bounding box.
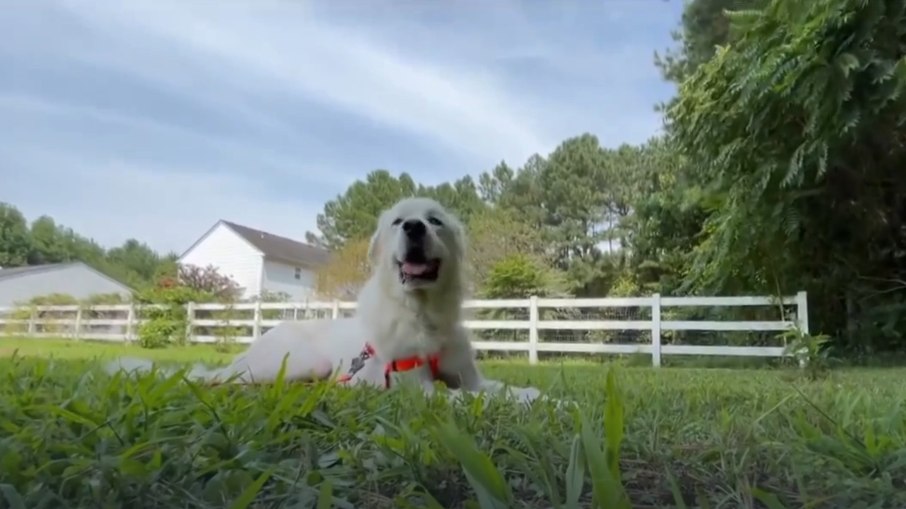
[1,337,905,508]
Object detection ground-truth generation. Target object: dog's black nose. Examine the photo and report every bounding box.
[402,219,427,240]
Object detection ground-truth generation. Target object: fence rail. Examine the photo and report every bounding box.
[0,292,809,367]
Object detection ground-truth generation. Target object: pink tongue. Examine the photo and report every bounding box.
[401,262,430,275]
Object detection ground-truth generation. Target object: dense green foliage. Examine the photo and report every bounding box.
[655,0,769,84]
[2,341,906,508]
[667,0,906,353]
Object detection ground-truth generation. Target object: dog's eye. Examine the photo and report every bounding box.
[391,218,403,226]
[427,217,443,226]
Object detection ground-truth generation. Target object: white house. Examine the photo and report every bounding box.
[178,220,330,301]
[0,262,133,307]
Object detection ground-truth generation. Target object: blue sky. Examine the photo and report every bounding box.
[0,0,682,254]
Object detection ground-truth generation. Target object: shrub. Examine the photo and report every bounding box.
[135,265,240,349]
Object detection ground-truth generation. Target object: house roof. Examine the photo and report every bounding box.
[0,261,133,290]
[221,220,330,267]
[0,264,63,281]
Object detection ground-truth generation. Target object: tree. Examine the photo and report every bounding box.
[308,170,418,250]
[418,175,487,227]
[465,207,548,286]
[654,0,769,84]
[152,254,180,281]
[57,227,106,267]
[28,216,68,265]
[667,0,906,351]
[309,169,488,251]
[480,253,570,300]
[314,237,370,299]
[487,154,548,229]
[106,239,165,283]
[616,136,706,295]
[0,203,30,267]
[474,137,660,297]
[534,134,617,294]
[477,161,516,203]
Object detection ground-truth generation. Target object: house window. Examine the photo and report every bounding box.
[294,267,302,280]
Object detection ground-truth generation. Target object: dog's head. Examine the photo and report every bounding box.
[367,197,466,294]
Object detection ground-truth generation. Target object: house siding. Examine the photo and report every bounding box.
[262,259,317,301]
[179,223,263,300]
[0,264,131,306]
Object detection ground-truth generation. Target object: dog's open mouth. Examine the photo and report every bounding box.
[397,259,441,284]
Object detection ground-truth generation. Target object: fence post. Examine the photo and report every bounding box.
[125,303,136,342]
[651,293,662,367]
[73,306,82,340]
[331,300,340,319]
[795,290,810,368]
[185,302,196,343]
[795,291,809,335]
[27,306,36,337]
[253,300,262,340]
[528,295,539,365]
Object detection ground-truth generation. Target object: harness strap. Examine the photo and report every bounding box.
[384,354,441,388]
[336,343,376,383]
[338,342,441,388]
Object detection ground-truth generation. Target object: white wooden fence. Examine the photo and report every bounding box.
[0,292,809,367]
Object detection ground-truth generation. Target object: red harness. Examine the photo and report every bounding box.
[336,343,441,388]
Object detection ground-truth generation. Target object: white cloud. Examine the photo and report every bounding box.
[56,0,552,163]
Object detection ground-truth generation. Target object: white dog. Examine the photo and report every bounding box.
[109,197,541,404]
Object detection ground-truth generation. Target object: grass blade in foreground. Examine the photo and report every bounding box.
[434,420,512,509]
[751,487,790,509]
[0,484,26,509]
[316,478,334,509]
[579,410,631,508]
[227,468,274,509]
[576,367,630,509]
[665,469,690,509]
[604,368,625,482]
[565,434,586,508]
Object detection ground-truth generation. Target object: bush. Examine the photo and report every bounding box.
[133,265,243,349]
[135,284,205,349]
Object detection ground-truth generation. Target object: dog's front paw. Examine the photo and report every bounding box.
[505,385,542,404]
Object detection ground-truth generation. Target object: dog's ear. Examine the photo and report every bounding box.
[446,212,467,262]
[367,213,385,264]
[367,230,379,263]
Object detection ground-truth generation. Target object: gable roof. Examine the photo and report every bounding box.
[221,220,330,267]
[0,261,133,290]
[0,264,58,280]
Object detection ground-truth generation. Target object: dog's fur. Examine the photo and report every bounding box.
[108,197,541,403]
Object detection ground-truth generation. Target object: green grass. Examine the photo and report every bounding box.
[0,336,242,364]
[2,338,906,508]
